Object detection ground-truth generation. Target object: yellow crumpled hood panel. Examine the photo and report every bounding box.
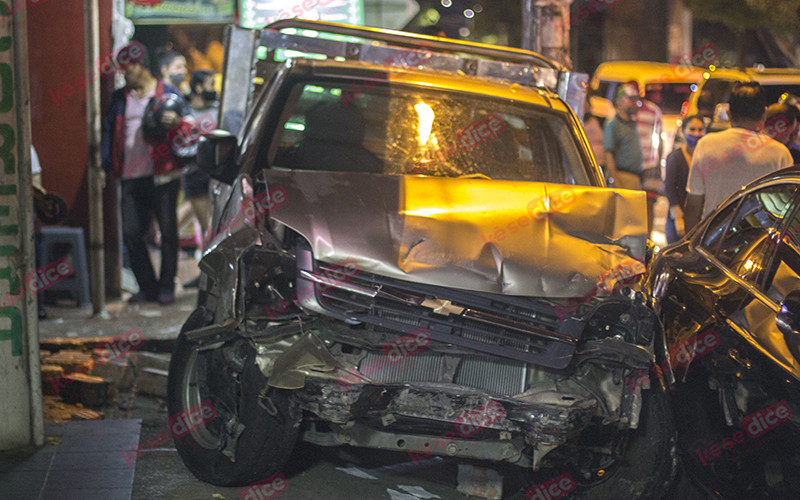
[266,170,647,298]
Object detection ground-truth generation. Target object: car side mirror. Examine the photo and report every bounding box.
[776,290,800,340]
[197,130,238,184]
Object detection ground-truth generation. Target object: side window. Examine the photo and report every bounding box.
[699,201,737,255]
[715,185,798,285]
[698,79,732,112]
[597,81,617,101]
[764,206,800,302]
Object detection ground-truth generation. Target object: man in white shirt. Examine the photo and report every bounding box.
[685,81,793,229]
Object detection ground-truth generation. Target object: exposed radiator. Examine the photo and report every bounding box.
[358,351,526,397]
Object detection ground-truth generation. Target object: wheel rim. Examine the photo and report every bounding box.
[180,345,230,449]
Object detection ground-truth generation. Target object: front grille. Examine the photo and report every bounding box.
[301,257,584,369]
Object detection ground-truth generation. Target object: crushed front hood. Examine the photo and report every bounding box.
[264,170,647,298]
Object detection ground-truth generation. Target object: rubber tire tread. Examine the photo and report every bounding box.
[577,381,677,499]
[167,311,299,486]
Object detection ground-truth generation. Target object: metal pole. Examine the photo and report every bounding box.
[85,0,106,317]
[521,0,535,51]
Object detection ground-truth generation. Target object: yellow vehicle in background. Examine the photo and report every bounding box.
[685,67,800,120]
[590,61,706,158]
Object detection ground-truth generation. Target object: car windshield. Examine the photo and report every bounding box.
[761,84,800,104]
[269,80,592,185]
[698,81,800,115]
[644,82,694,114]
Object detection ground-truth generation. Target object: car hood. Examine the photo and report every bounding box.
[264,170,647,298]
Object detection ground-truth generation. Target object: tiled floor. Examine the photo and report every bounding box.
[0,419,141,500]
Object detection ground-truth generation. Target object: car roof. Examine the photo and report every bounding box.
[751,166,800,186]
[290,58,571,114]
[591,60,705,86]
[704,67,800,85]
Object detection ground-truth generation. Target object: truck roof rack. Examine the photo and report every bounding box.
[265,19,563,70]
[218,20,587,135]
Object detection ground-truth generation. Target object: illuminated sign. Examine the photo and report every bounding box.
[240,0,364,29]
[125,0,235,24]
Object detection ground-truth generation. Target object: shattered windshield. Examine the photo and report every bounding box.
[270,80,592,185]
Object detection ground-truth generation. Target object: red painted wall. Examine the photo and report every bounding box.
[27,0,118,296]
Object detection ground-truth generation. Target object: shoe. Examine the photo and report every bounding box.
[183,276,200,288]
[158,289,175,305]
[129,291,157,303]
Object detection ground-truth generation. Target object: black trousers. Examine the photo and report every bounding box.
[121,177,179,296]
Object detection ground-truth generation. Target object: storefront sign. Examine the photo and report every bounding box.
[240,0,363,29]
[125,0,235,24]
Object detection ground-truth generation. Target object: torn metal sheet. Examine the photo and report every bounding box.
[267,332,341,389]
[265,170,647,298]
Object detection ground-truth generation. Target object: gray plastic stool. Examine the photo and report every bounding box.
[39,226,91,307]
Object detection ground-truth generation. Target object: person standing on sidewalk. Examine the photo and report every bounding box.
[664,114,705,243]
[101,42,186,305]
[183,69,216,238]
[685,82,793,230]
[157,48,189,96]
[181,69,218,288]
[603,82,644,191]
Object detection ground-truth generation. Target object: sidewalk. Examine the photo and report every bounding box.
[38,245,201,344]
[0,419,142,500]
[38,288,196,345]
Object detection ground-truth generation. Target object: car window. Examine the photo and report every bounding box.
[699,201,737,255]
[697,79,732,113]
[714,185,797,284]
[761,85,800,105]
[763,240,800,303]
[763,202,800,301]
[596,81,616,101]
[644,83,694,115]
[269,81,592,185]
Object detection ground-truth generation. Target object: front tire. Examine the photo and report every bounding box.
[572,378,677,499]
[166,309,300,486]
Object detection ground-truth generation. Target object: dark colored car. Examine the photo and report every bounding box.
[648,167,800,498]
[167,20,676,498]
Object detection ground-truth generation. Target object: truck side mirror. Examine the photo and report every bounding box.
[197,130,238,184]
[776,290,800,340]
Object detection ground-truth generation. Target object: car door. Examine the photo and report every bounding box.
[659,183,799,377]
[729,183,800,380]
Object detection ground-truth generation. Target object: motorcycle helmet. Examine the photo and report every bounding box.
[142,93,197,158]
[142,93,186,139]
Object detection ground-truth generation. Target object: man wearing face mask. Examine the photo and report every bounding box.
[603,82,644,190]
[101,42,187,305]
[158,49,188,95]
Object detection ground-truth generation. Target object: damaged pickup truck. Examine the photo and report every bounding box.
[167,20,676,497]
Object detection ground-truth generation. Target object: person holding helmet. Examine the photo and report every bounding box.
[603,82,644,190]
[101,41,187,305]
